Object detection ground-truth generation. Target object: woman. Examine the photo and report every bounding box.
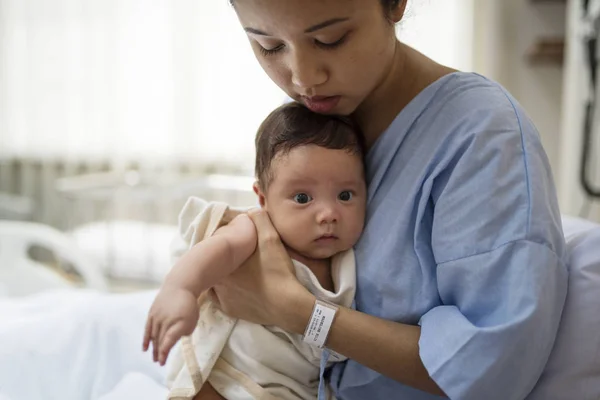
[208,0,568,399]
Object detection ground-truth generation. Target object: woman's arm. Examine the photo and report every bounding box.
[211,209,445,397]
[284,290,446,396]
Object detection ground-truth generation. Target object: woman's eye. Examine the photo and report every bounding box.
[338,191,353,201]
[315,34,347,49]
[293,193,312,204]
[258,34,347,56]
[258,44,284,56]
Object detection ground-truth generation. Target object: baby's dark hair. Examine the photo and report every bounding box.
[255,102,365,190]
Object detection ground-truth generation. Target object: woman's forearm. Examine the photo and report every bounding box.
[282,292,446,397]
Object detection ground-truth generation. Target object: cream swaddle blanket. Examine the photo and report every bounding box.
[165,197,356,400]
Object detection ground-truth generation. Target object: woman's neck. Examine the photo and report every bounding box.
[354,41,456,150]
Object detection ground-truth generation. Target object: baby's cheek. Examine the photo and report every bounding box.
[269,213,312,253]
[268,216,295,243]
[278,226,304,249]
[347,221,364,247]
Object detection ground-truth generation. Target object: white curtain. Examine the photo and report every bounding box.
[0,0,286,170]
[0,0,473,170]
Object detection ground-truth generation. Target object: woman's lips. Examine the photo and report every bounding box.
[301,95,341,113]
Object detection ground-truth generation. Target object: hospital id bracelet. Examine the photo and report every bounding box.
[302,299,339,349]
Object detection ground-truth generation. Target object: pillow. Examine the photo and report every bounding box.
[528,216,600,399]
[69,220,179,282]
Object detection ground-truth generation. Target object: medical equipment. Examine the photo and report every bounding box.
[580,0,600,201]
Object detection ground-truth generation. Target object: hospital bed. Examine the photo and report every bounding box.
[0,220,165,400]
[0,215,599,400]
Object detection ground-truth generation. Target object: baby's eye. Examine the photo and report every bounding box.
[338,191,353,201]
[293,193,312,204]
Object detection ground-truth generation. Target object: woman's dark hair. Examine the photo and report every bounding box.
[231,0,399,4]
[382,0,401,11]
[230,0,402,18]
[254,102,365,190]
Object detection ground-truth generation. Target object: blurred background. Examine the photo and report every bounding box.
[0,0,594,292]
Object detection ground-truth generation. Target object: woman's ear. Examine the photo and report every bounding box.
[390,0,408,24]
[253,181,267,208]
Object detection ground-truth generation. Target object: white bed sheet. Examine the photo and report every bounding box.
[0,289,168,400]
[97,372,168,400]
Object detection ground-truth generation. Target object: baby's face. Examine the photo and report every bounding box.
[260,144,366,260]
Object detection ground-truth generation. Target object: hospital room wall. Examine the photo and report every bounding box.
[471,0,600,222]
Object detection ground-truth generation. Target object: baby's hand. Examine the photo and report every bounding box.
[143,287,199,366]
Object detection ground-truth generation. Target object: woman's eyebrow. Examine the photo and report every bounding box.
[304,17,349,33]
[244,17,350,36]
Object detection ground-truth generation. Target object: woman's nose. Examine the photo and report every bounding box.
[289,50,327,90]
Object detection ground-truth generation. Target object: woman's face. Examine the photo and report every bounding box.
[234,0,403,115]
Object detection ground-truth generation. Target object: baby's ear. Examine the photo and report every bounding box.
[253,181,267,208]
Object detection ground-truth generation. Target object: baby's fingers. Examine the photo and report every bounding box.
[142,316,153,351]
[159,323,185,366]
[151,320,162,362]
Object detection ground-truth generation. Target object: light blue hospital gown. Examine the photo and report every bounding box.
[329,72,569,400]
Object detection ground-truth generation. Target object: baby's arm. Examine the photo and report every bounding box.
[143,213,257,364]
[165,213,258,297]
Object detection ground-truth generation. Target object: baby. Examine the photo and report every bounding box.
[143,102,366,399]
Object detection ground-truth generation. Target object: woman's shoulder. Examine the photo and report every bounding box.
[414,72,549,180]
[425,72,534,138]
[425,74,562,255]
[374,72,543,176]
[432,72,512,105]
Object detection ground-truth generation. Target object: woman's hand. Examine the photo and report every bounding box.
[211,209,445,396]
[219,207,245,227]
[210,209,314,332]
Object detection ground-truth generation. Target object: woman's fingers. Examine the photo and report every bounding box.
[219,207,246,227]
[208,288,221,309]
[208,208,300,326]
[247,208,284,248]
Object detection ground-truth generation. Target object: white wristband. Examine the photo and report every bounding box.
[302,299,338,348]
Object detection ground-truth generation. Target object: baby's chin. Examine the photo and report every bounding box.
[295,243,353,261]
[282,236,354,261]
